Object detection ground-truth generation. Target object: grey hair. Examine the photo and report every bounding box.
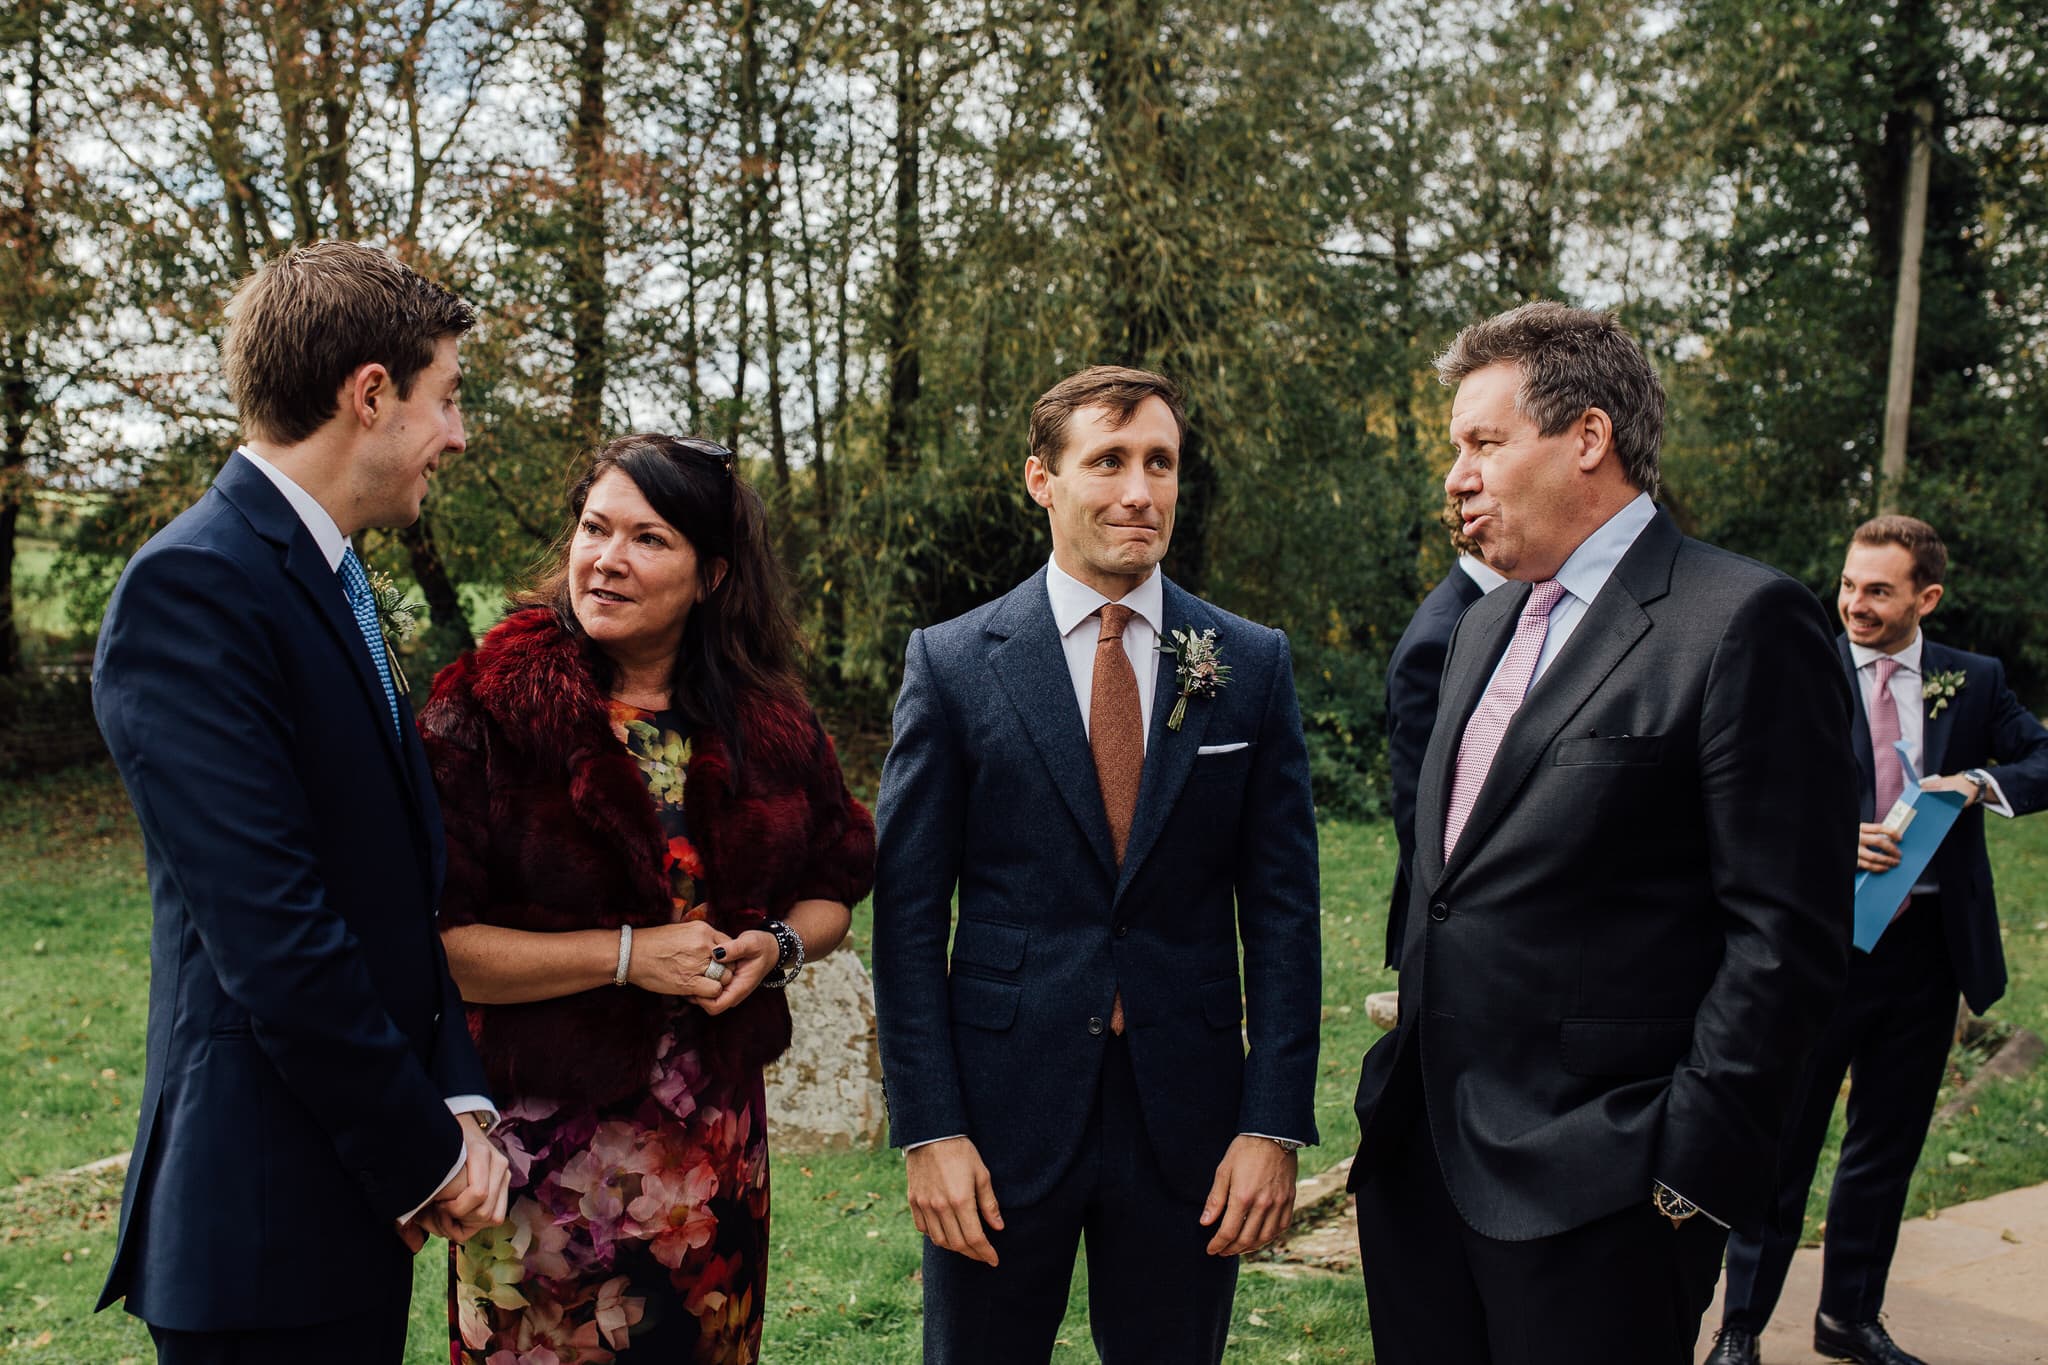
[1435,301,1665,498]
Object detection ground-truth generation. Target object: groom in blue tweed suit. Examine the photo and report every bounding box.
[872,366,1322,1364]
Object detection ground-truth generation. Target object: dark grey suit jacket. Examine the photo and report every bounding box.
[872,569,1322,1206]
[1352,511,1857,1239]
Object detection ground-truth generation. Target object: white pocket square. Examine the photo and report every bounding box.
[1196,742,1249,756]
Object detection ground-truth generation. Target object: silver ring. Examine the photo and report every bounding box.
[702,960,728,982]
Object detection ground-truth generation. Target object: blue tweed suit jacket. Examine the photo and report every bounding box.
[871,569,1322,1207]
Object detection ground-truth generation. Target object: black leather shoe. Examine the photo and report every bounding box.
[1703,1325,1761,1365]
[1813,1312,1930,1365]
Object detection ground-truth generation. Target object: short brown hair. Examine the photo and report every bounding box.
[1435,301,1666,498]
[1028,365,1186,473]
[221,241,475,445]
[1851,515,1947,589]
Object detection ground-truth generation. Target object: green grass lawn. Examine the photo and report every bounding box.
[4,764,2046,1361]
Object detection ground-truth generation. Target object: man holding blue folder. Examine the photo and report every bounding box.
[1709,516,2048,1365]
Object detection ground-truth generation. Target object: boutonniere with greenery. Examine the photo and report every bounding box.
[1923,669,1967,719]
[367,569,422,697]
[1158,626,1231,732]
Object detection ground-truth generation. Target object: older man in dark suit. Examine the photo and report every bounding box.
[1707,516,2048,1365]
[1383,506,1503,968]
[93,243,508,1363]
[1350,302,1858,1364]
[872,366,1321,1364]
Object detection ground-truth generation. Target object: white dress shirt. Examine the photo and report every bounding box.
[238,447,495,1219]
[1045,554,1164,749]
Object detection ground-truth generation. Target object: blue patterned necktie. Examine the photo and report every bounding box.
[338,546,402,733]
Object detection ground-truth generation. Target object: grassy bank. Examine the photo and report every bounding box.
[4,764,2046,1361]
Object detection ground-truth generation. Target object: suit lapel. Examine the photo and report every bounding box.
[280,532,418,790]
[215,455,432,877]
[1433,512,1677,889]
[1418,585,1519,886]
[1921,640,1958,777]
[1840,636,1877,819]
[987,572,1119,876]
[1115,581,1214,900]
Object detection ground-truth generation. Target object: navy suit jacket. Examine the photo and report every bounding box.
[871,570,1322,1207]
[1843,634,2048,1012]
[92,453,487,1330]
[1383,567,1488,969]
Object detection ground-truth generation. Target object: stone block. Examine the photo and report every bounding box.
[763,950,888,1153]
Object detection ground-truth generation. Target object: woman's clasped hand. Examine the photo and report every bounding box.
[622,911,785,1013]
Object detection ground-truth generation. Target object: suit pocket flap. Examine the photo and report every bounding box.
[1559,1017,1694,1077]
[950,975,1021,1031]
[951,919,1027,972]
[1201,977,1244,1028]
[1554,735,1665,767]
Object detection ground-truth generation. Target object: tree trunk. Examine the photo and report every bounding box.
[881,5,923,474]
[567,0,613,447]
[0,0,46,677]
[396,516,471,658]
[1879,98,1933,510]
[761,115,792,502]
[729,0,764,453]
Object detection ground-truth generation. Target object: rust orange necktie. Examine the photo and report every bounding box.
[1091,603,1142,1035]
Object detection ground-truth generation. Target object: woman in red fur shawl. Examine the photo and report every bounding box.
[419,433,875,1365]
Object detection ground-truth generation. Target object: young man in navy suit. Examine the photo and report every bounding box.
[93,242,510,1363]
[1707,516,2048,1365]
[871,366,1322,1363]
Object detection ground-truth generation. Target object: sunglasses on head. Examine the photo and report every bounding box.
[674,436,736,476]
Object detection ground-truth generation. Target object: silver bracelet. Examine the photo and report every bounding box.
[613,924,634,987]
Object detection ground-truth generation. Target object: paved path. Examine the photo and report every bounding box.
[1694,1180,2048,1364]
[1263,1162,2048,1363]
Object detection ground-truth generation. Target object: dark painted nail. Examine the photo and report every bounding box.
[712,946,727,960]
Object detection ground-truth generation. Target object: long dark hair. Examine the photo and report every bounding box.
[520,432,806,776]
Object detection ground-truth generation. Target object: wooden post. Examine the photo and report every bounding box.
[1879,99,1934,513]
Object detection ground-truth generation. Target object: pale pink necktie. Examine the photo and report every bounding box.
[1869,657,1916,919]
[1443,579,1567,856]
[1869,657,1904,816]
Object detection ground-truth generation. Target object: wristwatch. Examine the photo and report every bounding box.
[1963,769,1993,805]
[1652,1182,1700,1229]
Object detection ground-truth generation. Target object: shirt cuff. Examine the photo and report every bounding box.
[446,1095,500,1130]
[1240,1132,1309,1150]
[397,1098,501,1226]
[903,1134,968,1153]
[1979,771,2015,818]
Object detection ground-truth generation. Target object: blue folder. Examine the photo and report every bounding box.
[1851,740,1966,952]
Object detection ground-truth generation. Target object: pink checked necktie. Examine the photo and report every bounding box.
[1443,579,1567,857]
[1869,657,1904,815]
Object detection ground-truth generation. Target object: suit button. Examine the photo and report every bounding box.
[1088,1016,1106,1036]
[1429,900,1449,922]
[1114,923,1128,938]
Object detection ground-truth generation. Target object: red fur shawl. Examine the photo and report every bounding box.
[419,608,875,1109]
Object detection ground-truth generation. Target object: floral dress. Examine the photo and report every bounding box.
[450,705,770,1365]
